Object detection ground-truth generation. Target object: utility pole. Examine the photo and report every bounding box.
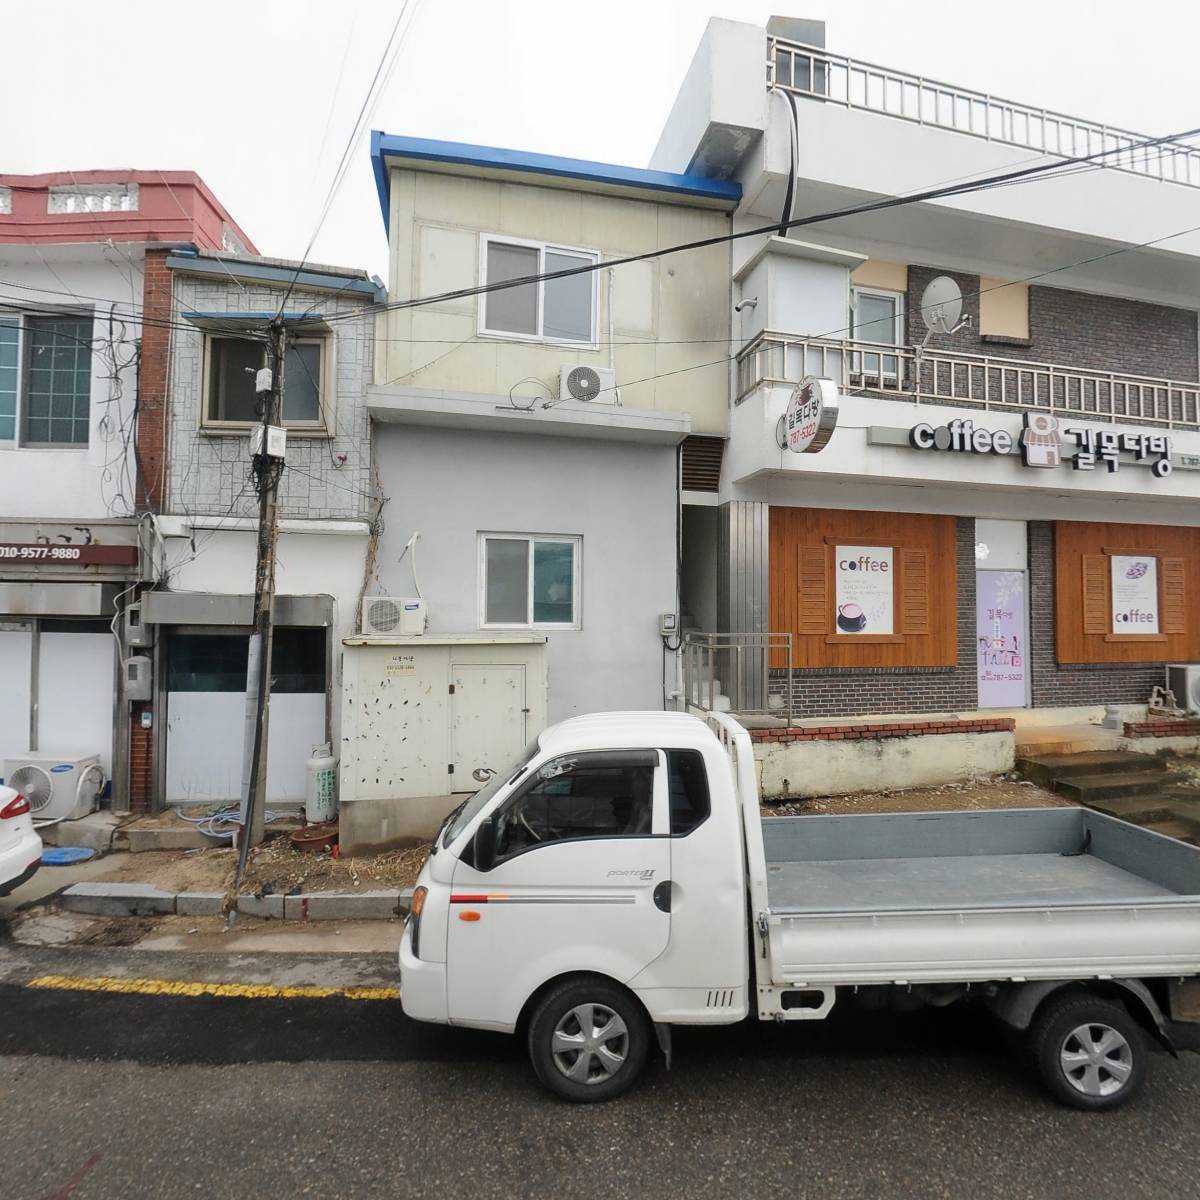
[234,319,287,888]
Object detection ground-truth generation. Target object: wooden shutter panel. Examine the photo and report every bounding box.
[797,545,829,634]
[899,549,929,634]
[1162,557,1186,635]
[1082,554,1108,634]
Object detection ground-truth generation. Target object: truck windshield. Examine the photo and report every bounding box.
[442,739,541,848]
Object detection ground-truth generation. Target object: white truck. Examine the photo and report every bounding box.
[400,711,1200,1109]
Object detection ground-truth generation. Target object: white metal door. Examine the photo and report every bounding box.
[165,630,325,805]
[38,623,116,777]
[445,750,670,1029]
[450,663,526,792]
[0,623,33,767]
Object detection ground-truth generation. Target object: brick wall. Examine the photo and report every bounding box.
[127,701,153,814]
[772,517,979,717]
[166,274,374,522]
[904,265,1198,381]
[750,716,1014,744]
[1028,521,1163,707]
[136,248,173,510]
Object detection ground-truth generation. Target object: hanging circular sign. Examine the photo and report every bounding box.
[780,375,839,454]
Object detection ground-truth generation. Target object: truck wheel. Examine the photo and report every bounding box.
[527,978,651,1103]
[1028,991,1147,1111]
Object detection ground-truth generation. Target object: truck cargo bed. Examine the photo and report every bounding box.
[759,807,1200,987]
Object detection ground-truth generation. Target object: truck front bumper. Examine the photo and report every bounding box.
[398,920,448,1025]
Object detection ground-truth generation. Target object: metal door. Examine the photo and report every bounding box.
[445,750,671,1030]
[450,663,527,792]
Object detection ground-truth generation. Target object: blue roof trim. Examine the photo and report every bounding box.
[369,130,742,235]
[165,253,385,303]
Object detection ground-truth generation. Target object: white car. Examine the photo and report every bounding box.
[0,784,42,897]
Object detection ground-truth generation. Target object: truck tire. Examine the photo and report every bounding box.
[527,978,651,1103]
[1028,991,1147,1111]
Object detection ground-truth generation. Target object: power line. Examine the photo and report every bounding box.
[276,0,421,315]
[313,122,1200,327]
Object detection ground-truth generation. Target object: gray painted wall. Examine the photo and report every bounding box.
[374,425,678,720]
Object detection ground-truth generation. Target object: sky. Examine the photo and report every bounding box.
[4,0,1199,284]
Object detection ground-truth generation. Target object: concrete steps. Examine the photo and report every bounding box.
[1015,750,1167,789]
[1055,770,1183,804]
[1017,749,1200,845]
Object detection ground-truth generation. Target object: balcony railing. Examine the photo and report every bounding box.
[768,38,1200,190]
[736,331,1200,429]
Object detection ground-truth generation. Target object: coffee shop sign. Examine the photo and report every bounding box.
[908,413,1172,477]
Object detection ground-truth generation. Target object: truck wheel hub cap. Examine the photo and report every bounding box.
[1059,1022,1133,1097]
[551,1002,629,1084]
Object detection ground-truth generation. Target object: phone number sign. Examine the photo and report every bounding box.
[0,542,139,565]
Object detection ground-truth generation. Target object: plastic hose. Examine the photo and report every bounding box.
[174,805,281,841]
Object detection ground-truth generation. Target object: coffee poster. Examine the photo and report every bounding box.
[1110,555,1159,634]
[834,546,894,635]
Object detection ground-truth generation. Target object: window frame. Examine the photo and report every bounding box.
[0,308,96,449]
[849,285,905,383]
[476,233,600,349]
[478,532,583,631]
[484,749,665,868]
[199,332,333,435]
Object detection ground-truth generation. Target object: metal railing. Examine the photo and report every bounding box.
[736,331,1200,429]
[682,631,793,723]
[768,38,1200,189]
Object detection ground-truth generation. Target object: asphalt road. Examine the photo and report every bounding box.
[3,943,1200,1200]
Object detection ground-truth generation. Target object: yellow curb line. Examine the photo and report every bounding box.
[26,974,400,1002]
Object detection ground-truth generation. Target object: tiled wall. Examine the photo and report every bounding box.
[166,274,374,522]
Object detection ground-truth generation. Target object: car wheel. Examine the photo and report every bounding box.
[527,977,651,1103]
[1028,991,1147,1111]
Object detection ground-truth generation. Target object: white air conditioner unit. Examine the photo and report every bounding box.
[1166,664,1200,713]
[361,596,426,637]
[559,364,618,405]
[3,753,103,823]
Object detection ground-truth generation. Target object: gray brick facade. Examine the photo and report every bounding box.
[166,273,374,522]
[905,265,1198,382]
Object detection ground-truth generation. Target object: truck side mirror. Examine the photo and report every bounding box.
[473,817,497,872]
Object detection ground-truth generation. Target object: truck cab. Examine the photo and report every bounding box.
[401,713,750,1061]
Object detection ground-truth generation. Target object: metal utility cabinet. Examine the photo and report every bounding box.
[339,635,547,854]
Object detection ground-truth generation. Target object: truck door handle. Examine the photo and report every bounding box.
[653,881,672,913]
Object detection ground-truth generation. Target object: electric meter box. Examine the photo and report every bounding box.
[338,635,548,854]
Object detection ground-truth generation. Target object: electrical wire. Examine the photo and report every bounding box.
[275,0,421,316]
[174,804,282,840]
[309,122,1200,328]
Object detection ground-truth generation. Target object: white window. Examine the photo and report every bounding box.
[202,334,330,431]
[850,286,905,381]
[478,235,598,346]
[0,311,94,446]
[479,534,581,629]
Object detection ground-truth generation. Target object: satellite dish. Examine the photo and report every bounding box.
[919,275,964,336]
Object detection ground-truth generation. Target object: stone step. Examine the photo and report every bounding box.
[1016,751,1167,789]
[1056,770,1180,804]
[1141,818,1200,845]
[1083,794,1178,823]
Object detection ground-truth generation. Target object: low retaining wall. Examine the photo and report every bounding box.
[752,717,1016,800]
[1121,717,1200,758]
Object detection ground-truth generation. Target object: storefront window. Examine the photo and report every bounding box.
[166,629,326,693]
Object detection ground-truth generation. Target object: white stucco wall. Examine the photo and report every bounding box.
[378,169,731,435]
[0,253,142,520]
[373,425,677,720]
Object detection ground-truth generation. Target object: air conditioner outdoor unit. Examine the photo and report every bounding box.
[559,364,618,405]
[1166,664,1200,713]
[3,753,104,824]
[361,596,426,637]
